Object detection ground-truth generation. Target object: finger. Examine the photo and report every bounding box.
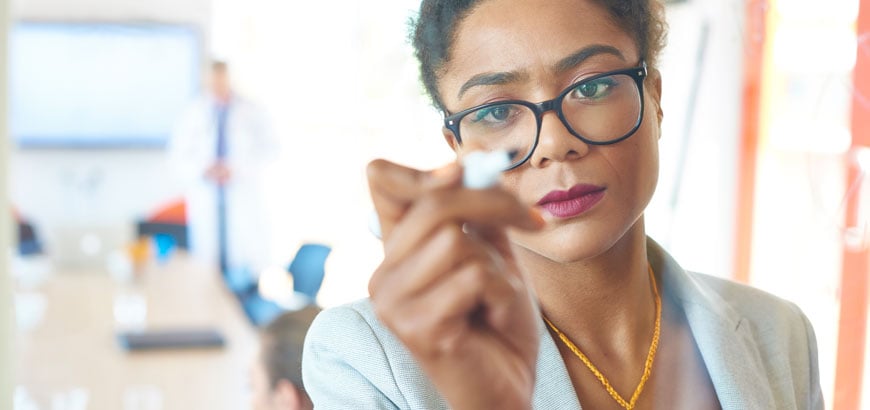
[481,265,541,367]
[384,188,544,262]
[479,266,528,333]
[367,159,462,239]
[384,258,494,358]
[466,220,531,279]
[370,224,491,300]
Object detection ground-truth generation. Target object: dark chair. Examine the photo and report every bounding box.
[287,243,332,300]
[18,220,43,255]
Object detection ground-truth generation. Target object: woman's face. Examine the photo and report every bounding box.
[438,0,663,263]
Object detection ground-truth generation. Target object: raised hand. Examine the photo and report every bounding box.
[367,159,544,410]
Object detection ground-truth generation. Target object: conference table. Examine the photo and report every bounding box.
[13,253,259,410]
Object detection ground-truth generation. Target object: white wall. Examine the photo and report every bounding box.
[1,0,13,405]
[645,0,744,279]
[11,0,210,23]
[9,0,211,268]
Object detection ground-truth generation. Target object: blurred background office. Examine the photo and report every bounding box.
[1,0,868,409]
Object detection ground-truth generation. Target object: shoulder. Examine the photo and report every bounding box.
[302,299,447,409]
[303,299,397,377]
[648,238,811,335]
[305,299,410,360]
[307,298,381,337]
[681,270,816,356]
[686,272,798,312]
[681,271,823,407]
[685,271,811,332]
[647,240,822,409]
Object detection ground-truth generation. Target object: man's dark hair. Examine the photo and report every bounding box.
[261,305,322,391]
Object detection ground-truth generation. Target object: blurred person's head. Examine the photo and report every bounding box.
[250,305,321,410]
[207,60,232,103]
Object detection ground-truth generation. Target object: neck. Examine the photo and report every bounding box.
[517,219,656,356]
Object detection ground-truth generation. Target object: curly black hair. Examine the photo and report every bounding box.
[411,0,668,111]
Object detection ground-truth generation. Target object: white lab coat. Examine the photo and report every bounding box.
[167,95,278,275]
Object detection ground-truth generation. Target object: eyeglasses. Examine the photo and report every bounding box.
[444,62,648,171]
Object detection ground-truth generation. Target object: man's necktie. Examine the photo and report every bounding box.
[215,104,229,277]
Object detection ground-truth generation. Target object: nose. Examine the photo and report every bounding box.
[527,110,590,169]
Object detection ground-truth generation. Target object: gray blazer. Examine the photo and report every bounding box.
[302,239,824,409]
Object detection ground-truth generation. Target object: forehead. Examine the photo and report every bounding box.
[440,0,638,95]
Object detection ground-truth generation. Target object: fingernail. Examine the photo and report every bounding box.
[528,207,546,228]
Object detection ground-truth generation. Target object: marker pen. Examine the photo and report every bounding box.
[369,150,512,239]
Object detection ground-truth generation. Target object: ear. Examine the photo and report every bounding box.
[272,380,307,410]
[442,126,460,152]
[647,68,664,129]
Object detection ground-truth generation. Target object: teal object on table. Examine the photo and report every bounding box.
[152,233,176,264]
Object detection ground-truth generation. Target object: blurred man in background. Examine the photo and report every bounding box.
[168,61,278,283]
[250,305,321,410]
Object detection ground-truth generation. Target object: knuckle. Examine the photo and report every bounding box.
[392,316,436,356]
[438,225,467,255]
[370,297,397,329]
[390,315,418,339]
[365,159,390,182]
[415,192,449,217]
[434,325,465,355]
[367,262,392,297]
[461,260,491,288]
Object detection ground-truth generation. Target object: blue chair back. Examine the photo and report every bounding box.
[288,243,332,300]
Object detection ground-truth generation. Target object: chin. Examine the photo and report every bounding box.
[510,222,626,264]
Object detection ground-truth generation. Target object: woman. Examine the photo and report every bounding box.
[302,0,823,408]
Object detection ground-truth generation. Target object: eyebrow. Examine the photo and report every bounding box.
[457,71,528,100]
[456,44,626,100]
[554,44,626,74]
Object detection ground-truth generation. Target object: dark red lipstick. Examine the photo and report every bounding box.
[536,184,606,218]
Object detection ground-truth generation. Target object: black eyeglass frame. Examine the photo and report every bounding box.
[443,61,648,171]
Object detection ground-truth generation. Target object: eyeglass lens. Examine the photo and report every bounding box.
[458,72,641,168]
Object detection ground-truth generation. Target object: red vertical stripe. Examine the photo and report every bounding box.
[834,0,870,408]
[734,0,768,284]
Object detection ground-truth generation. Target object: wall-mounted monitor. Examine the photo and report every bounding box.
[10,22,202,148]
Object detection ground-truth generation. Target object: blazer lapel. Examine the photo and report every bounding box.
[533,318,584,409]
[650,239,777,410]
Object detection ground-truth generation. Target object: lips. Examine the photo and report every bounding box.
[536,184,606,218]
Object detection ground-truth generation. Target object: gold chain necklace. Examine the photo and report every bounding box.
[543,265,662,410]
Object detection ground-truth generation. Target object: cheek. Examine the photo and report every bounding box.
[605,103,660,203]
[636,110,661,195]
[622,133,658,187]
